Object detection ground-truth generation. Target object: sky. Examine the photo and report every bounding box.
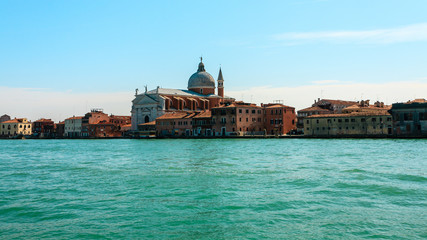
[1,0,426,122]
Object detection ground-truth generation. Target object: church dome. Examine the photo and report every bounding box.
[188,59,215,89]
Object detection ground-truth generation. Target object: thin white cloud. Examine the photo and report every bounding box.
[274,23,427,44]
[311,80,341,84]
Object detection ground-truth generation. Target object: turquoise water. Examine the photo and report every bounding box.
[0,139,426,239]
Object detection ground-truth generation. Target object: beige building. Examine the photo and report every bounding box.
[304,102,392,137]
[0,118,32,137]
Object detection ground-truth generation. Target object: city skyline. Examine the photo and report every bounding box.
[1,0,427,122]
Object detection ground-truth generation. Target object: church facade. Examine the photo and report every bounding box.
[131,59,234,130]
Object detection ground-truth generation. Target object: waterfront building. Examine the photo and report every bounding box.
[155,112,196,137]
[211,102,264,136]
[389,99,427,137]
[297,99,359,134]
[0,114,11,123]
[55,121,65,138]
[262,103,296,135]
[304,102,392,137]
[131,59,234,131]
[78,110,132,138]
[33,118,55,138]
[86,121,122,138]
[0,118,32,137]
[135,121,156,137]
[64,116,83,137]
[192,111,213,136]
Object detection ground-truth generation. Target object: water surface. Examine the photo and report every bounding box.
[0,139,426,239]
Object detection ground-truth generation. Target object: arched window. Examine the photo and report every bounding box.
[145,116,150,123]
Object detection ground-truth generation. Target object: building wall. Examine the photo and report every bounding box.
[264,105,296,135]
[64,118,83,137]
[156,118,193,137]
[212,105,264,136]
[0,119,32,136]
[33,119,55,137]
[304,114,392,136]
[390,102,427,137]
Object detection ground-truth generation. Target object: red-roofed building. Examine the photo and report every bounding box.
[156,112,195,137]
[262,103,297,135]
[0,118,32,137]
[212,102,264,136]
[33,118,55,138]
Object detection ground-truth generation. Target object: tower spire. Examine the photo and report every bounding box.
[217,67,224,98]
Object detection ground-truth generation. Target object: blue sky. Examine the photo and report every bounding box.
[1,0,426,121]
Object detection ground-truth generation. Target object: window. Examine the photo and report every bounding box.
[252,110,255,114]
[372,118,376,122]
[246,118,248,122]
[306,120,309,124]
[239,118,242,122]
[252,118,256,122]
[327,119,331,123]
[200,89,203,94]
[257,110,261,114]
[316,120,319,123]
[306,128,309,130]
[239,109,242,113]
[246,109,249,113]
[338,119,342,123]
[361,118,366,122]
[351,119,355,122]
[345,119,349,122]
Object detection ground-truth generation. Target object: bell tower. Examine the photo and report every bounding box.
[217,67,224,98]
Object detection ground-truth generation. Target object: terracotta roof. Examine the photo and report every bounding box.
[2,119,19,123]
[408,98,427,103]
[265,104,294,109]
[1,118,28,124]
[34,118,53,123]
[308,112,391,118]
[156,112,192,120]
[121,124,132,128]
[66,116,83,120]
[138,121,156,126]
[320,99,358,106]
[193,111,212,118]
[298,106,331,112]
[56,121,65,125]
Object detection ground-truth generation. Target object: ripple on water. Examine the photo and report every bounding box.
[0,139,426,239]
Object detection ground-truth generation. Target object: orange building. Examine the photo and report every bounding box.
[211,102,264,136]
[262,103,296,135]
